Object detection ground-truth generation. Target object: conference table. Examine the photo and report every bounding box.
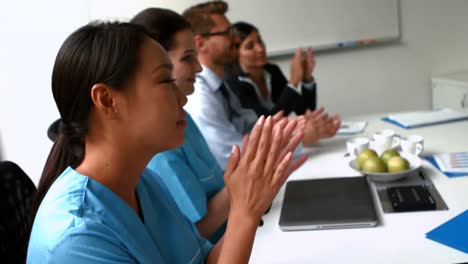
[250,112,468,264]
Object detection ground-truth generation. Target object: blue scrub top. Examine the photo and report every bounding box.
[27,167,212,263]
[147,112,226,243]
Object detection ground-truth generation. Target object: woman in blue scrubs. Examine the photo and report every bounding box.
[131,8,307,244]
[27,21,304,263]
[131,8,227,243]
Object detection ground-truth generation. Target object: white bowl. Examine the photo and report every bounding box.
[349,153,422,182]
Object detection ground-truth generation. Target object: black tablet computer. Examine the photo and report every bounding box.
[279,176,378,231]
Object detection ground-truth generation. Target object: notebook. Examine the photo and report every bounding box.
[279,176,378,231]
[382,108,468,129]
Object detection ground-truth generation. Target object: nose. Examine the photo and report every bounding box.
[175,84,188,107]
[194,57,202,73]
[255,43,265,52]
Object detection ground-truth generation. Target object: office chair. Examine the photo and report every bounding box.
[47,118,60,142]
[0,161,37,263]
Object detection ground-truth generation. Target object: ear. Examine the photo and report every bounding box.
[194,34,206,53]
[90,83,119,119]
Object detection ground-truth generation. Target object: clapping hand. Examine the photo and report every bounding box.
[302,107,341,147]
[223,116,306,220]
[289,48,304,88]
[302,48,315,82]
[290,47,316,87]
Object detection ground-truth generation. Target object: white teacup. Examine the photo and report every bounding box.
[401,135,424,156]
[347,137,370,156]
[373,129,400,152]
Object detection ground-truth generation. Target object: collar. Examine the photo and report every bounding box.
[238,69,272,97]
[196,65,224,92]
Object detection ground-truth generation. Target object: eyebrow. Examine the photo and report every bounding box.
[152,63,173,73]
[183,49,196,55]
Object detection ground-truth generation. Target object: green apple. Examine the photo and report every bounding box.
[386,156,410,172]
[362,157,387,173]
[380,149,400,164]
[357,149,378,169]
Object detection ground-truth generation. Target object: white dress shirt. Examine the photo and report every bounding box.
[185,66,258,168]
[186,65,304,169]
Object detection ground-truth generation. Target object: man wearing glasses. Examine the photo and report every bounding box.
[183,1,261,169]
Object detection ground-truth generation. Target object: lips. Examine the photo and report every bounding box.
[178,109,186,122]
[176,119,187,128]
[176,110,186,127]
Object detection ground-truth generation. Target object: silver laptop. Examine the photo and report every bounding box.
[279,176,378,231]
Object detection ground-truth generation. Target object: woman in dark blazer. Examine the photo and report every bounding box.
[225,21,317,117]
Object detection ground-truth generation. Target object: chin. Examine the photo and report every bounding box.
[169,141,184,150]
[161,135,185,152]
[173,135,185,149]
[184,86,195,96]
[175,127,186,144]
[178,82,195,95]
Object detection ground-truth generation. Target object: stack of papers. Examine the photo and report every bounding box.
[426,210,468,254]
[433,152,468,173]
[382,108,468,129]
[337,121,368,135]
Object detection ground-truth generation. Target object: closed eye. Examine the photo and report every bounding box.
[162,78,176,84]
[181,51,197,62]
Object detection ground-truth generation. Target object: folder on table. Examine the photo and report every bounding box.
[426,210,468,254]
[425,156,468,178]
[382,108,468,129]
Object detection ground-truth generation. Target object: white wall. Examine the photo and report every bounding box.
[271,0,468,117]
[1,0,467,185]
[0,0,89,184]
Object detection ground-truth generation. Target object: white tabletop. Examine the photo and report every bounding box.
[250,113,468,264]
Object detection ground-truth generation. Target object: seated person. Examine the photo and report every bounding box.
[130,8,305,243]
[225,21,317,117]
[183,1,340,169]
[27,20,303,263]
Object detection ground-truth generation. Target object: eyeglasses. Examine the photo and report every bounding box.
[200,26,238,37]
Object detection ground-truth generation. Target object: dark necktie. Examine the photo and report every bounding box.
[218,82,257,134]
[218,82,239,121]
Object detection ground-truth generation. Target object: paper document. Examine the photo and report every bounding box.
[433,152,468,173]
[425,156,468,178]
[383,108,468,129]
[337,121,367,135]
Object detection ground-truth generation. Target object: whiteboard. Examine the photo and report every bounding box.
[227,0,400,56]
[87,0,400,56]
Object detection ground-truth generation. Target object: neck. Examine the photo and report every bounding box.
[243,66,264,84]
[76,137,155,214]
[198,56,225,79]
